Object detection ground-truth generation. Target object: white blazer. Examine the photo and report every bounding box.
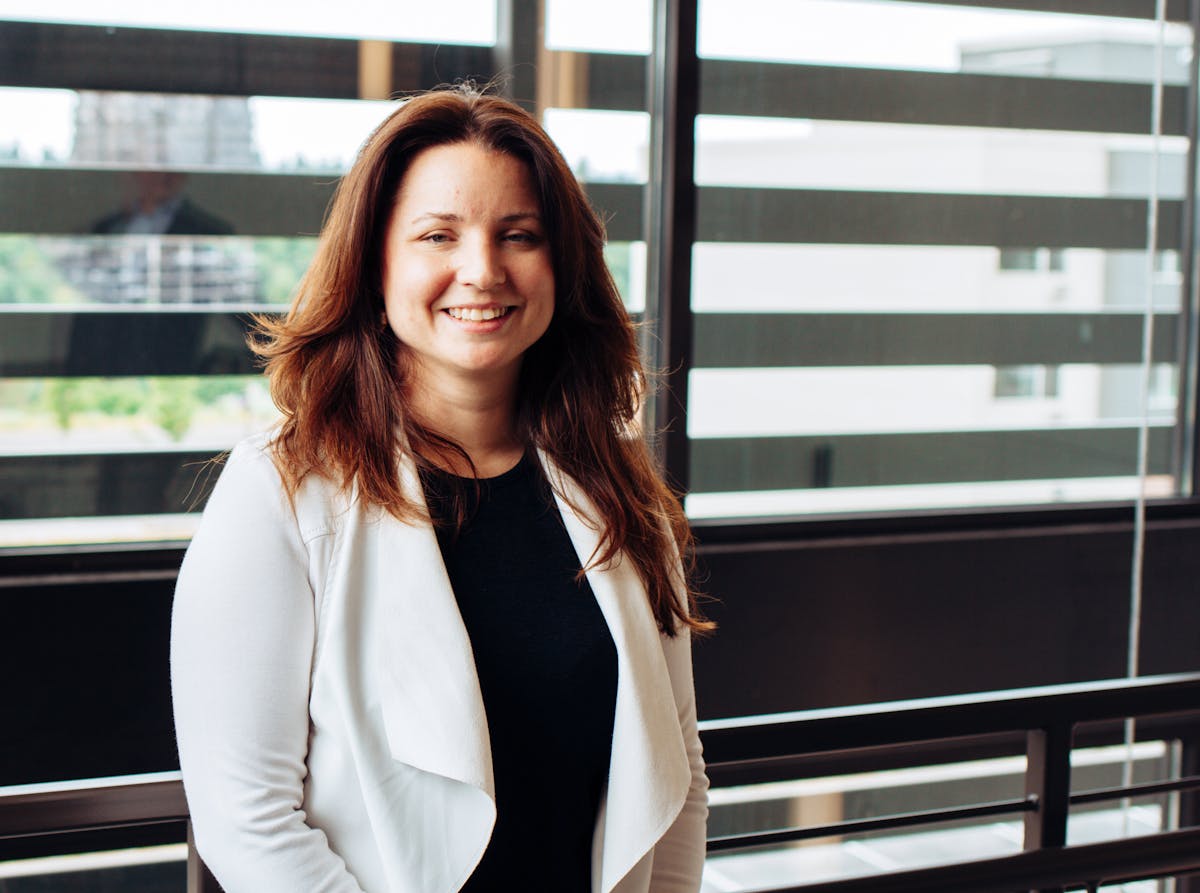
[171,433,708,893]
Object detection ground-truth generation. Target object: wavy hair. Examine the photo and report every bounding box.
[253,86,709,636]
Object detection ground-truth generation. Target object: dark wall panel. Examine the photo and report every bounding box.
[691,514,1200,720]
[3,514,1199,786]
[0,574,180,786]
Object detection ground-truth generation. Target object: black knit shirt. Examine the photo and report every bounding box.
[420,453,618,893]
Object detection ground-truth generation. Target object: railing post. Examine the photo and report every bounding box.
[1025,723,1073,893]
[186,821,224,893]
[1177,730,1200,893]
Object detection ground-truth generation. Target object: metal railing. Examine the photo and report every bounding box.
[2,673,1199,893]
[701,672,1200,892]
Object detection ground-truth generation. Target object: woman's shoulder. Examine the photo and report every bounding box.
[211,430,349,540]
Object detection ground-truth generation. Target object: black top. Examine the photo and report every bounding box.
[419,453,618,893]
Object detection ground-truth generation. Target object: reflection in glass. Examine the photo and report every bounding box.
[695,117,1188,198]
[545,0,651,53]
[690,0,1187,519]
[692,245,1183,313]
[0,236,315,306]
[0,376,279,453]
[0,88,395,174]
[543,109,649,183]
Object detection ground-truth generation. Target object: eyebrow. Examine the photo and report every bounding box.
[409,212,542,225]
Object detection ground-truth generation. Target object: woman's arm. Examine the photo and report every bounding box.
[170,441,366,893]
[648,624,709,892]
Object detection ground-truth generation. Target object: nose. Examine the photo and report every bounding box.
[455,236,506,291]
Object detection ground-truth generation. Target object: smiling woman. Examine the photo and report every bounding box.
[381,142,556,452]
[169,85,711,893]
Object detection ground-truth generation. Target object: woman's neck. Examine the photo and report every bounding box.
[406,369,526,478]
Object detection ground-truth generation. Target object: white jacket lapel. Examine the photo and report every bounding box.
[373,456,495,798]
[543,456,692,893]
[367,451,690,893]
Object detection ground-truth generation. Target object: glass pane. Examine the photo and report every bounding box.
[0,89,397,172]
[546,0,651,53]
[690,0,1187,519]
[0,8,652,547]
[0,236,315,306]
[0,376,279,451]
[695,117,1188,198]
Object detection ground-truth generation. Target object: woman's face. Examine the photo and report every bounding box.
[380,141,555,393]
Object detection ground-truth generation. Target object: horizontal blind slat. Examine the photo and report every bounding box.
[690,426,1174,492]
[702,61,1187,135]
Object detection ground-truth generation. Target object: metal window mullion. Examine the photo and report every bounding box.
[645,0,698,492]
[1178,0,1200,496]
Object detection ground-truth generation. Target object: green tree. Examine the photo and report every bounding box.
[46,379,91,430]
[0,236,74,304]
[94,379,149,416]
[253,237,319,305]
[150,378,199,441]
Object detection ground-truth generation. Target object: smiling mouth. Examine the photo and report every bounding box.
[444,306,513,321]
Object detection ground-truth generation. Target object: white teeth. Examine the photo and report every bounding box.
[446,306,510,321]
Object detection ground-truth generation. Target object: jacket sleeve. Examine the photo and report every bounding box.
[649,623,710,892]
[170,441,366,893]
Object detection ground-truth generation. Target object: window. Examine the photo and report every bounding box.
[994,364,1061,399]
[685,0,1189,519]
[0,4,651,548]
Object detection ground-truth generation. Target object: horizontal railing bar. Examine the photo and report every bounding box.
[4,780,1196,890]
[701,60,1187,136]
[1070,773,1200,806]
[700,674,1200,766]
[706,796,1037,853]
[757,826,1200,893]
[705,733,1032,790]
[0,776,187,839]
[705,718,1199,790]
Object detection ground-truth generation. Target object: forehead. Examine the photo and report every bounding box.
[392,142,540,216]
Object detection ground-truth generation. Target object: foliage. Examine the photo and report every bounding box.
[603,241,632,307]
[46,379,90,430]
[32,376,256,440]
[149,378,200,441]
[253,237,319,305]
[0,236,75,304]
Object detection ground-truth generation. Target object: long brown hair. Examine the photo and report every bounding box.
[253,85,710,636]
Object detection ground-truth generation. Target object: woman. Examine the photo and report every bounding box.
[171,86,710,893]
